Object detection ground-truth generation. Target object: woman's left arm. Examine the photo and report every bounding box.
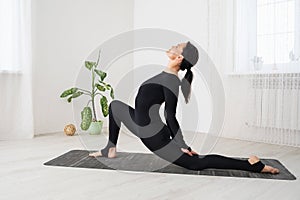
[163,85,191,150]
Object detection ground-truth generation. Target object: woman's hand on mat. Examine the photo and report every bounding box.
[181,148,199,156]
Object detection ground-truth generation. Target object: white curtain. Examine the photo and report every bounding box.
[234,0,257,72]
[235,0,300,146]
[0,0,33,139]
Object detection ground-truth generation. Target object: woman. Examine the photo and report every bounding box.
[89,41,279,174]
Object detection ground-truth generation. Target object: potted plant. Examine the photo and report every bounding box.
[60,50,114,135]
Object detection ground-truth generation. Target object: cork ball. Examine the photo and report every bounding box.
[64,124,76,136]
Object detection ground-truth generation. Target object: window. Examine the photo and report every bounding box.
[234,0,300,73]
[0,0,21,72]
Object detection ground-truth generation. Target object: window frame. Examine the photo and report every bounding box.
[233,0,300,73]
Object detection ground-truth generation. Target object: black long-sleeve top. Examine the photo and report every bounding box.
[134,70,190,149]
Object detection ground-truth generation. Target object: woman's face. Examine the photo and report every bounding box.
[166,42,187,60]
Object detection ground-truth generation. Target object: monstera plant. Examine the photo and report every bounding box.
[60,50,114,134]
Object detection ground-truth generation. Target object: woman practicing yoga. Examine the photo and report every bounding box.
[89,41,279,174]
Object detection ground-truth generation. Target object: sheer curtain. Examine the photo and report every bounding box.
[0,0,33,139]
[235,0,300,146]
[234,0,257,73]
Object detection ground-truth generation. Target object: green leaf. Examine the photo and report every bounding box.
[100,96,108,117]
[85,61,96,70]
[64,90,82,102]
[99,80,110,89]
[94,69,107,81]
[106,84,112,89]
[80,107,92,130]
[95,83,106,91]
[72,91,84,98]
[60,87,78,98]
[67,96,72,103]
[110,88,114,99]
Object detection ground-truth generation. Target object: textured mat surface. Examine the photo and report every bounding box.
[44,150,296,180]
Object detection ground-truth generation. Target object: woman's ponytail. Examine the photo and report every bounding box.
[179,41,198,104]
[181,67,193,104]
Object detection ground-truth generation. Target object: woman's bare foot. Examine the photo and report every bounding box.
[261,165,280,174]
[89,147,117,158]
[248,155,280,174]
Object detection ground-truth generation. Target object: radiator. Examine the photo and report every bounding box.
[246,73,300,131]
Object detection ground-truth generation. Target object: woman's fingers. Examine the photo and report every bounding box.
[181,148,193,156]
[187,151,193,156]
[191,150,199,155]
[183,148,199,156]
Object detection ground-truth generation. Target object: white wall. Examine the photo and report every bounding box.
[32,0,134,135]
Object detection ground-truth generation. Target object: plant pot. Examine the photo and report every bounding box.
[88,121,103,135]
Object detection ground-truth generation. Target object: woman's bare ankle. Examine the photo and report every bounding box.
[248,155,260,165]
[108,147,117,158]
[247,155,279,174]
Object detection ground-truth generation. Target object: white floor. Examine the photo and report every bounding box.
[1,130,300,200]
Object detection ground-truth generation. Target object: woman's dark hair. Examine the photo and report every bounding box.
[180,41,199,103]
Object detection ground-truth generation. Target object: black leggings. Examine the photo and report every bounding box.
[102,100,265,173]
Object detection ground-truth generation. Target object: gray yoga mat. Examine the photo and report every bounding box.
[43,150,296,180]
